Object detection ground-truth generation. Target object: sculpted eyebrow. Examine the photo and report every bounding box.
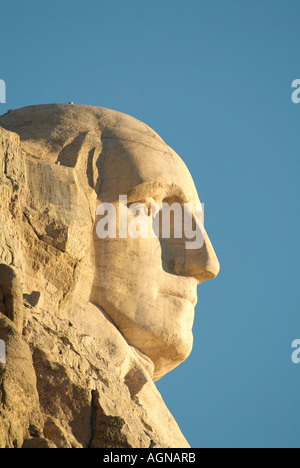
[126,182,188,203]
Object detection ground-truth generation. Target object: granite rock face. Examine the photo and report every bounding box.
[0,111,191,448]
[0,104,219,448]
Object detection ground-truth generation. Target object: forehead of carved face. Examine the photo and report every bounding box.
[92,138,219,381]
[97,138,200,203]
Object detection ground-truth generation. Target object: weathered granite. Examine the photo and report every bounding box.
[0,105,219,448]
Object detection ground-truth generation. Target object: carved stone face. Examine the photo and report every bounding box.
[91,137,220,380]
[0,104,219,381]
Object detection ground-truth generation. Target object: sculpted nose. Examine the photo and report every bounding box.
[172,230,220,284]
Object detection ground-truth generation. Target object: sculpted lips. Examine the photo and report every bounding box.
[160,292,197,307]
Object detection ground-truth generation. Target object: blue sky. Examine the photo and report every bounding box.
[1,0,300,448]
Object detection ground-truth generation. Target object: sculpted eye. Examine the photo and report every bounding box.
[128,198,154,216]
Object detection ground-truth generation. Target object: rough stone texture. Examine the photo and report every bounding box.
[0,314,43,448]
[0,104,219,448]
[0,264,24,333]
[0,113,190,448]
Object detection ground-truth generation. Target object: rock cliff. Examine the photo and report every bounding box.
[0,107,189,448]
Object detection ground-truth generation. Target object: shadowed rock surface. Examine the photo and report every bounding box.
[0,106,194,448]
[0,104,219,448]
